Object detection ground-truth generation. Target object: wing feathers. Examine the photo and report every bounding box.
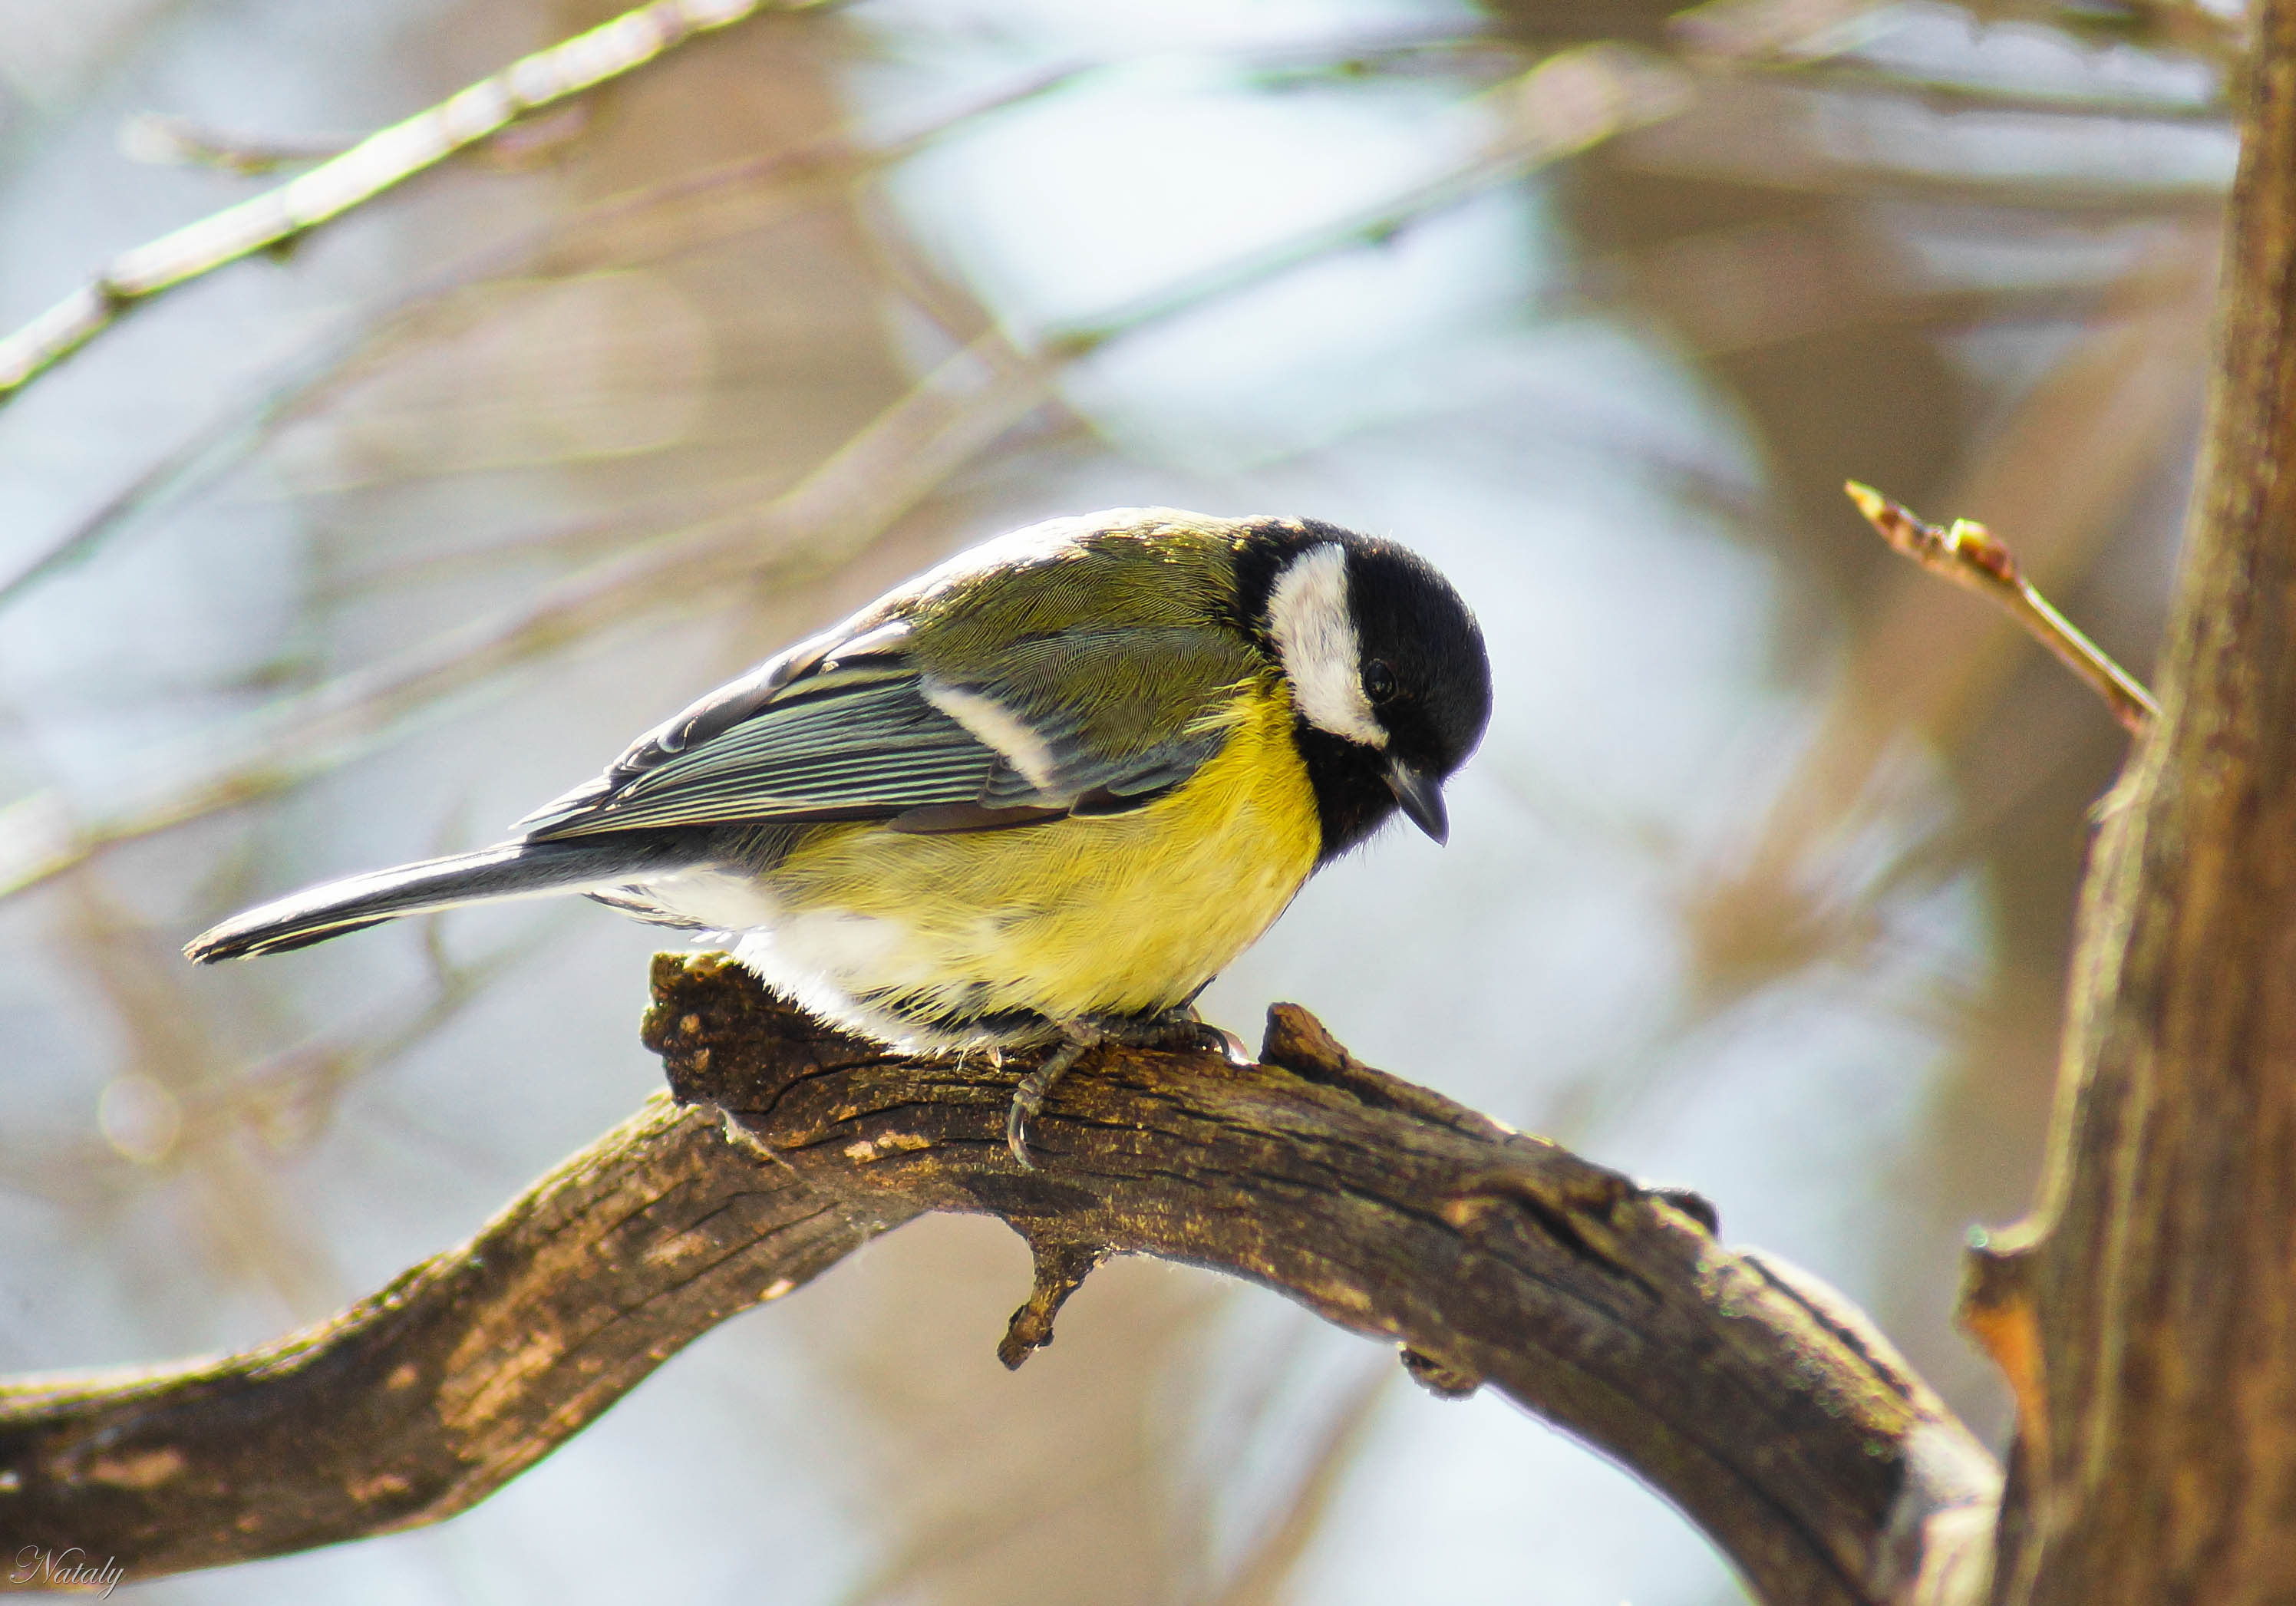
[529,676,995,837]
[521,606,1256,842]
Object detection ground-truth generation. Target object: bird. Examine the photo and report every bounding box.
[186,508,1493,1165]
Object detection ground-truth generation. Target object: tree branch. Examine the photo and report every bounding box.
[1843,482,2159,734]
[0,0,797,406]
[0,1082,882,1572]
[1,957,1999,1603]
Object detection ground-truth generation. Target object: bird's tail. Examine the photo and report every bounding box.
[184,837,675,962]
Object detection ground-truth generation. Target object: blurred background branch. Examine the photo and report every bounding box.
[0,0,793,404]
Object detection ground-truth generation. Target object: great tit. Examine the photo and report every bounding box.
[186,509,1493,1163]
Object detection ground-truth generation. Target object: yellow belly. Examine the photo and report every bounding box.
[747,683,1320,1042]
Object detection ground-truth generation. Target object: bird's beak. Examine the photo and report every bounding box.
[1385,760,1449,844]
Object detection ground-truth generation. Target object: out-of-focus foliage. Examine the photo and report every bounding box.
[0,0,2232,1598]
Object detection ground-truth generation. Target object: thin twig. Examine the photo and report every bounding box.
[1587,216,2204,358]
[0,0,798,406]
[1721,57,2229,123]
[119,114,358,176]
[1615,71,2232,214]
[1669,0,2247,69]
[119,104,602,177]
[1047,43,1694,355]
[1988,0,2250,68]
[1845,480,2159,734]
[1666,0,1896,65]
[1620,138,2229,213]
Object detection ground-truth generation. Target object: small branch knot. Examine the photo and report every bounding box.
[998,1232,1110,1370]
[1259,1003,1523,1138]
[1648,1184,1721,1235]
[1398,1345,1483,1399]
[1260,1001,1352,1076]
[1958,1225,2047,1464]
[642,951,879,1119]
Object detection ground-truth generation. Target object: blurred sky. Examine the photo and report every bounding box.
[0,0,2235,1600]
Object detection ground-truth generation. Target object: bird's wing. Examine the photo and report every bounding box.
[514,612,1260,841]
[955,625,1259,810]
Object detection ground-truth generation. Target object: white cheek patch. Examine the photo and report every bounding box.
[1267,544,1385,747]
[922,679,1061,793]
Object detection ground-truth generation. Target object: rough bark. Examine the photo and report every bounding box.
[1976,2,2296,1598]
[0,1083,887,1571]
[0,955,1999,1601]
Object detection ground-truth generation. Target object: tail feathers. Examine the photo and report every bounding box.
[185,839,670,963]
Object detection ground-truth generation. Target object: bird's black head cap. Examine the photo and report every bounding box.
[1236,519,1493,862]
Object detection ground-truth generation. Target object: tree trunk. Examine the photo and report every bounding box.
[1984,4,2296,1598]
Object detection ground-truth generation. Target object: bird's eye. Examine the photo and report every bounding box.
[1363,659,1398,704]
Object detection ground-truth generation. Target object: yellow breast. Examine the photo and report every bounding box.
[752,679,1321,1042]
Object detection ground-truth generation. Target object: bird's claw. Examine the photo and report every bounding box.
[1002,1009,1243,1168]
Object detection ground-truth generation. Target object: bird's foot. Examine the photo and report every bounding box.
[1103,1006,1249,1061]
[1008,1027,1098,1171]
[1004,1007,1246,1169]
